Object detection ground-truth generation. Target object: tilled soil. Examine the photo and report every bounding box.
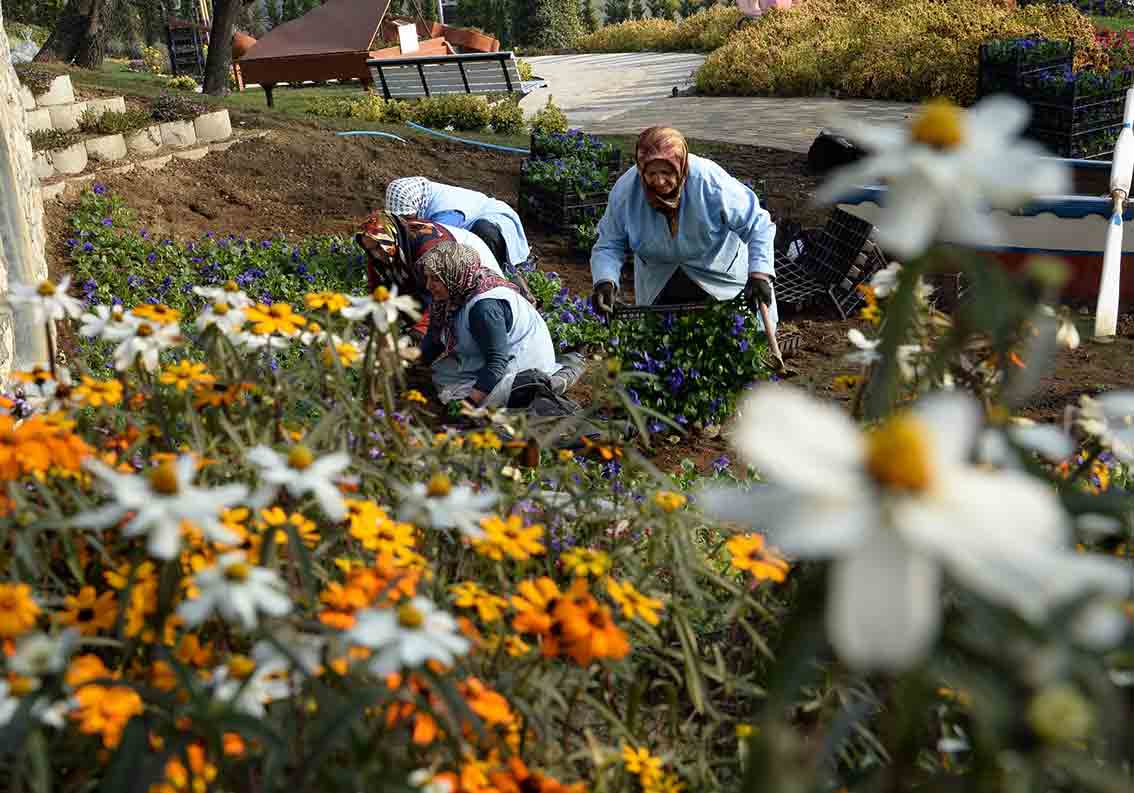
[42,113,1134,474]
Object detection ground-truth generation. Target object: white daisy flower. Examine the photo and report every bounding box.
[867,262,935,302]
[977,417,1074,468]
[7,276,84,324]
[1073,392,1134,461]
[397,473,497,540]
[341,285,421,332]
[18,367,75,414]
[703,385,1129,671]
[393,334,422,364]
[195,300,246,335]
[845,329,922,381]
[233,331,294,352]
[78,304,130,340]
[194,281,254,309]
[299,324,329,346]
[817,96,1070,258]
[9,630,78,678]
[74,456,248,560]
[247,444,350,521]
[178,552,292,630]
[409,770,456,793]
[252,629,325,677]
[210,660,294,717]
[1037,306,1081,351]
[111,316,182,372]
[0,680,70,729]
[347,596,470,676]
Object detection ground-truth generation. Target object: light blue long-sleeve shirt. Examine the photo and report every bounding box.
[422,182,531,267]
[590,154,777,308]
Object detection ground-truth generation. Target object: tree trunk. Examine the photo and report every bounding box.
[203,0,246,95]
[34,0,114,67]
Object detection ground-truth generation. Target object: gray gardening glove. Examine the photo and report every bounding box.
[744,274,774,311]
[591,280,616,319]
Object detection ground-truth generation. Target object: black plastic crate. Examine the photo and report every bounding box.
[1025,90,1128,133]
[529,131,624,173]
[518,179,609,231]
[1027,122,1124,159]
[977,37,1074,99]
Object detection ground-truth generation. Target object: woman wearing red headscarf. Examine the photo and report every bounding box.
[589,127,777,332]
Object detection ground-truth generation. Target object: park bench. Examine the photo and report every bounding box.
[366,51,545,100]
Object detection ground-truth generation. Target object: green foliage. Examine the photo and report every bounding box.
[576,4,743,51]
[531,127,618,160]
[613,301,769,426]
[525,267,612,350]
[630,0,645,19]
[648,0,681,21]
[517,58,534,80]
[5,19,52,44]
[4,0,63,29]
[528,96,569,135]
[149,93,206,121]
[694,0,1100,103]
[380,99,411,123]
[77,108,154,136]
[521,156,610,192]
[14,64,55,96]
[530,0,584,48]
[349,94,387,122]
[305,95,356,117]
[165,74,200,91]
[29,128,80,153]
[605,0,634,25]
[489,98,526,133]
[411,94,493,130]
[580,0,600,32]
[571,218,600,251]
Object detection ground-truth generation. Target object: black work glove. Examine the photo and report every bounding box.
[744,275,774,311]
[591,280,616,319]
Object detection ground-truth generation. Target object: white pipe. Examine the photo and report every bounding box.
[1094,89,1134,338]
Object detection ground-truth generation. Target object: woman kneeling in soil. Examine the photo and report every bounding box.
[589,127,778,331]
[355,209,504,338]
[385,177,534,301]
[418,241,558,408]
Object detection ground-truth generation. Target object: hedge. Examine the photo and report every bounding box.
[574,5,744,52]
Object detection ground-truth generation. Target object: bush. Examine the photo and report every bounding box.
[77,108,154,136]
[528,96,569,135]
[575,5,743,52]
[695,0,1100,104]
[381,99,411,123]
[305,96,355,117]
[517,58,534,80]
[411,95,493,130]
[349,94,387,122]
[141,45,168,74]
[149,93,206,122]
[165,74,200,92]
[29,129,80,153]
[14,64,55,96]
[530,0,584,49]
[489,98,526,133]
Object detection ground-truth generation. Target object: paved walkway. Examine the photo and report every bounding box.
[522,53,917,152]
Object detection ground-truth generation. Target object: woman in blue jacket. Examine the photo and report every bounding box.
[589,127,777,332]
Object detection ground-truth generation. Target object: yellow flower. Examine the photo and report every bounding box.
[450,581,509,622]
[255,507,320,549]
[74,376,123,407]
[244,303,307,336]
[558,449,575,463]
[12,366,53,385]
[832,375,862,393]
[561,547,610,578]
[159,361,215,392]
[322,340,361,368]
[0,582,40,638]
[132,304,182,325]
[403,390,428,405]
[726,534,790,583]
[858,285,881,325]
[55,585,118,635]
[653,490,686,513]
[474,515,545,561]
[503,635,531,656]
[622,744,663,783]
[606,578,663,625]
[468,430,502,451]
[645,771,685,793]
[305,292,350,313]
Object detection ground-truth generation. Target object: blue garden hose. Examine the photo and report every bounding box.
[335,131,408,143]
[405,122,530,155]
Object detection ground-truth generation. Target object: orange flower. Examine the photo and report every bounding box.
[55,586,118,635]
[461,677,514,726]
[72,684,144,748]
[558,602,629,665]
[66,654,113,689]
[0,582,40,638]
[726,534,790,583]
[511,577,561,636]
[0,414,91,481]
[149,743,217,793]
[490,757,587,793]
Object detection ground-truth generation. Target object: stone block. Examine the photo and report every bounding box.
[19,84,34,111]
[138,155,172,172]
[84,96,127,120]
[41,182,68,202]
[85,134,128,162]
[47,102,87,133]
[159,119,197,148]
[34,75,76,107]
[25,108,52,134]
[32,152,54,180]
[47,142,88,176]
[209,139,236,153]
[193,109,232,143]
[125,125,163,155]
[173,145,209,161]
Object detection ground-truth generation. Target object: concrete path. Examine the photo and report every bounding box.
[523,53,918,152]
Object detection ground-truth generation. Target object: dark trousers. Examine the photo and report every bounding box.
[470,220,510,269]
[655,268,712,304]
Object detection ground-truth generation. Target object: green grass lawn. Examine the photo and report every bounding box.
[1092,14,1134,32]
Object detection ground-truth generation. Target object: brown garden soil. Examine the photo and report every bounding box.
[42,113,1134,474]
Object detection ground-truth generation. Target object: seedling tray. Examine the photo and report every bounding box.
[518,179,610,232]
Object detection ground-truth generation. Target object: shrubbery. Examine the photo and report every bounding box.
[305,93,524,133]
[77,108,154,136]
[694,0,1100,104]
[528,97,569,136]
[574,5,744,52]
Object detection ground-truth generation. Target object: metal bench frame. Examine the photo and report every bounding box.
[366,51,535,100]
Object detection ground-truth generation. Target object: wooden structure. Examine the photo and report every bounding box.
[166,17,209,78]
[234,0,502,107]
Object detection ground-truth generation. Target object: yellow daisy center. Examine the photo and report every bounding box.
[9,675,37,696]
[287,445,314,470]
[224,562,251,583]
[864,414,933,492]
[228,655,256,679]
[426,473,451,498]
[36,280,57,296]
[148,460,180,495]
[224,280,240,292]
[136,323,154,338]
[910,100,965,151]
[213,301,231,316]
[372,286,390,302]
[397,603,424,628]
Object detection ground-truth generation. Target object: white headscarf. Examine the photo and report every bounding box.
[385,177,431,217]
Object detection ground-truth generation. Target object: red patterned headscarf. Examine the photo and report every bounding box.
[419,241,527,356]
[635,127,689,239]
[355,210,455,292]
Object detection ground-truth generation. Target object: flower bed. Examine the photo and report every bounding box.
[518,156,613,231]
[977,37,1075,97]
[529,129,622,174]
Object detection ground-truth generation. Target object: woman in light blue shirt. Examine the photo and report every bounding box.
[589,127,777,332]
